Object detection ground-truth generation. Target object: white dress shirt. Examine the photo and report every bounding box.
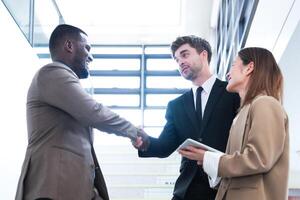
[192,75,217,114]
[203,151,224,187]
[192,75,223,188]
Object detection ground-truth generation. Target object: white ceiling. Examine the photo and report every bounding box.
[34,0,300,54]
[245,0,300,61]
[54,0,214,44]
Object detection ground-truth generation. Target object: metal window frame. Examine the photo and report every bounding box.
[214,0,259,80]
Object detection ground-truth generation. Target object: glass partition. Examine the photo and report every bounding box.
[1,0,61,46]
[2,0,31,43]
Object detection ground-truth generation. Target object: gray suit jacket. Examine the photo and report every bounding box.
[216,95,289,200]
[15,62,137,200]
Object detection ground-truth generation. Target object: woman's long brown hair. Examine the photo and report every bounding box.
[238,47,283,107]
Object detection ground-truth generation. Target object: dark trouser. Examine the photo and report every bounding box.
[172,191,216,200]
[183,186,216,200]
[172,169,217,200]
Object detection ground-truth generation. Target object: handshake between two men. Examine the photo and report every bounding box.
[131,128,150,152]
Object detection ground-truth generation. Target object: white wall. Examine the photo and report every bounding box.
[280,20,300,189]
[0,2,40,199]
[245,0,299,60]
[181,0,213,39]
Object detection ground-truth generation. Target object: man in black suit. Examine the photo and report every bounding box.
[138,36,240,200]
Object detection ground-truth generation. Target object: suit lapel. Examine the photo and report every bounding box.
[200,79,225,136]
[183,90,201,134]
[227,104,250,153]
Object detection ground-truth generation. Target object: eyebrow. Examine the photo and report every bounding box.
[179,49,189,55]
[174,49,189,59]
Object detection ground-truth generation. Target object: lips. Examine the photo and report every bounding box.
[181,66,189,73]
[85,60,90,68]
[226,73,231,81]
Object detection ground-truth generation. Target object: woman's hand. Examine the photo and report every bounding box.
[178,146,207,165]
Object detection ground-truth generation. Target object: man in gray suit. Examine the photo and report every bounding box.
[15,24,145,200]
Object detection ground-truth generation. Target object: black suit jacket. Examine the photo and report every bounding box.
[139,79,240,199]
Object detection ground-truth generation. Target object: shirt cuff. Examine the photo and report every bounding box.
[203,151,224,188]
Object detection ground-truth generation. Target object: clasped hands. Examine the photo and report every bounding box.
[131,128,150,151]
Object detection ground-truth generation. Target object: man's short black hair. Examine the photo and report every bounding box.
[49,24,87,57]
[170,35,212,64]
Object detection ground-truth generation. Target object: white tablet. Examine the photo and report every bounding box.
[176,138,222,153]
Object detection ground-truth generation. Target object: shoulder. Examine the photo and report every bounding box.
[168,90,191,104]
[38,62,77,79]
[215,79,237,96]
[251,95,282,109]
[36,63,79,88]
[214,79,240,104]
[40,62,75,74]
[215,78,227,86]
[249,95,286,119]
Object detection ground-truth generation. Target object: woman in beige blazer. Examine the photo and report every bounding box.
[179,47,289,200]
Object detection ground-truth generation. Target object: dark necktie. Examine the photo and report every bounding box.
[196,87,203,122]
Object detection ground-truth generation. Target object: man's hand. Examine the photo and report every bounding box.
[131,128,150,151]
[131,136,143,149]
[137,128,150,151]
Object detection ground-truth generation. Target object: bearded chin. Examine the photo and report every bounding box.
[183,72,195,81]
[79,68,89,79]
[74,67,89,79]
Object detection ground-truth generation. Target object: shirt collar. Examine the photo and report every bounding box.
[192,75,217,95]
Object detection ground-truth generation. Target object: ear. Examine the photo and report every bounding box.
[200,50,208,62]
[64,40,73,53]
[245,61,254,76]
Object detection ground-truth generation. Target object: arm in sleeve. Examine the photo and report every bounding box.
[139,101,180,158]
[38,65,137,139]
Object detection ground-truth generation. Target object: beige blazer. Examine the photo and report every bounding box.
[15,62,138,200]
[216,95,289,200]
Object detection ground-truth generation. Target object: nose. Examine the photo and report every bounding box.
[177,58,185,68]
[88,52,93,62]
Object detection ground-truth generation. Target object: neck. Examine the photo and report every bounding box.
[238,79,250,104]
[238,85,249,106]
[192,71,212,86]
[53,58,70,67]
[239,90,246,102]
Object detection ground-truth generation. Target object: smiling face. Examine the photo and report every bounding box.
[70,33,93,79]
[174,43,206,81]
[226,56,253,97]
